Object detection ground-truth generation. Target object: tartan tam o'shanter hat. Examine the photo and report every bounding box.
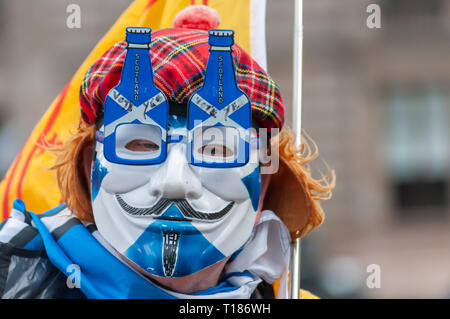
[79,28,285,131]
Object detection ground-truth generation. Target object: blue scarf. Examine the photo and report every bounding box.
[4,199,288,299]
[28,211,240,299]
[29,211,177,298]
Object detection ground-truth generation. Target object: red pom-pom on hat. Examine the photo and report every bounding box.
[173,5,221,31]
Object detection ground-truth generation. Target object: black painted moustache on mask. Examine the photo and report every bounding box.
[115,194,234,221]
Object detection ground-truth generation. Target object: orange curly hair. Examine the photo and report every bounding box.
[271,129,336,237]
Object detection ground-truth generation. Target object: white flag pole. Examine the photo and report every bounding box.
[289,0,303,299]
[292,0,303,141]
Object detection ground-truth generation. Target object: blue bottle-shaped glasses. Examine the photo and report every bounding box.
[187,30,252,168]
[103,27,169,165]
[102,28,252,167]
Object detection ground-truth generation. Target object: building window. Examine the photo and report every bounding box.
[383,84,449,216]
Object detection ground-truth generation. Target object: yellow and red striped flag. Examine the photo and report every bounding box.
[0,0,268,220]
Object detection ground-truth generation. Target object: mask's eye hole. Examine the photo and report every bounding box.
[125,139,160,152]
[199,144,234,158]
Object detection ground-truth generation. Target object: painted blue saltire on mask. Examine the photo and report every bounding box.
[124,207,226,278]
[241,166,261,212]
[187,29,252,168]
[103,27,169,165]
[91,159,108,201]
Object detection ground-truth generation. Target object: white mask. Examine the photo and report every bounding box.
[91,115,261,278]
[91,27,260,278]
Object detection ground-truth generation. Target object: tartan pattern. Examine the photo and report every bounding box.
[80,28,284,130]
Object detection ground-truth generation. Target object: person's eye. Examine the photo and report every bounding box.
[199,144,233,157]
[125,139,159,152]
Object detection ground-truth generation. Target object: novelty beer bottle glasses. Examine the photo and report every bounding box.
[120,27,156,101]
[187,30,252,168]
[103,27,169,165]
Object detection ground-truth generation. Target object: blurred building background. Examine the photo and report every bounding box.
[0,0,449,298]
